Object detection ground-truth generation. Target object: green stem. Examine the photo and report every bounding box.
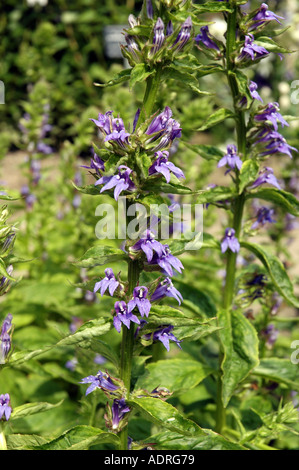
[0,424,7,450]
[137,65,163,127]
[118,67,162,449]
[216,2,247,434]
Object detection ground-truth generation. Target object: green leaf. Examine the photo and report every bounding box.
[218,308,259,407]
[11,400,64,421]
[238,159,260,193]
[193,1,234,13]
[128,397,205,436]
[184,142,225,161]
[74,245,127,268]
[142,180,193,195]
[197,108,234,131]
[241,241,299,308]
[27,425,120,450]
[129,64,154,88]
[94,68,132,88]
[144,430,246,450]
[252,358,299,390]
[162,66,210,95]
[0,258,15,281]
[134,358,213,394]
[196,186,235,204]
[247,188,299,216]
[254,36,293,54]
[229,69,252,109]
[8,318,111,366]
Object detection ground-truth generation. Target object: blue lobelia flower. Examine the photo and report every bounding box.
[255,130,298,159]
[80,370,119,396]
[0,314,13,364]
[145,107,182,153]
[195,26,220,51]
[171,16,192,52]
[217,144,243,171]
[150,245,184,277]
[152,325,182,351]
[254,102,289,131]
[251,206,276,229]
[250,167,281,190]
[113,301,140,333]
[94,268,120,297]
[249,81,263,103]
[131,230,165,263]
[249,3,284,30]
[0,394,12,421]
[221,228,240,254]
[149,150,185,182]
[111,399,131,432]
[151,277,183,305]
[152,17,165,55]
[127,286,151,318]
[238,34,269,61]
[81,153,105,175]
[95,165,135,201]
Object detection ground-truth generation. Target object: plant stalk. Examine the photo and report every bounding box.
[216,1,247,434]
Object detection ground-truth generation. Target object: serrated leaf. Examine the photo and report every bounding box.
[144,429,246,450]
[241,241,299,308]
[11,400,64,421]
[193,1,234,13]
[74,245,127,268]
[238,159,260,193]
[184,142,225,161]
[94,68,132,88]
[129,64,154,88]
[128,397,205,436]
[247,188,299,216]
[218,308,259,407]
[197,108,234,131]
[134,358,213,394]
[252,358,299,390]
[27,425,120,450]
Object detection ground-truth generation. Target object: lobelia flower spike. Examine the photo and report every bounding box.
[250,167,281,190]
[94,268,120,297]
[256,130,298,159]
[127,286,151,318]
[151,277,183,305]
[95,165,135,201]
[148,150,185,182]
[0,394,12,421]
[217,145,243,171]
[113,301,140,333]
[221,228,240,254]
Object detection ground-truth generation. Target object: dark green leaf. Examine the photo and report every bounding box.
[247,188,299,216]
[74,245,127,268]
[241,241,299,308]
[197,108,234,131]
[218,308,259,407]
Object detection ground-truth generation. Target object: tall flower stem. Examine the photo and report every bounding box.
[0,424,7,450]
[118,69,162,449]
[216,2,247,434]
